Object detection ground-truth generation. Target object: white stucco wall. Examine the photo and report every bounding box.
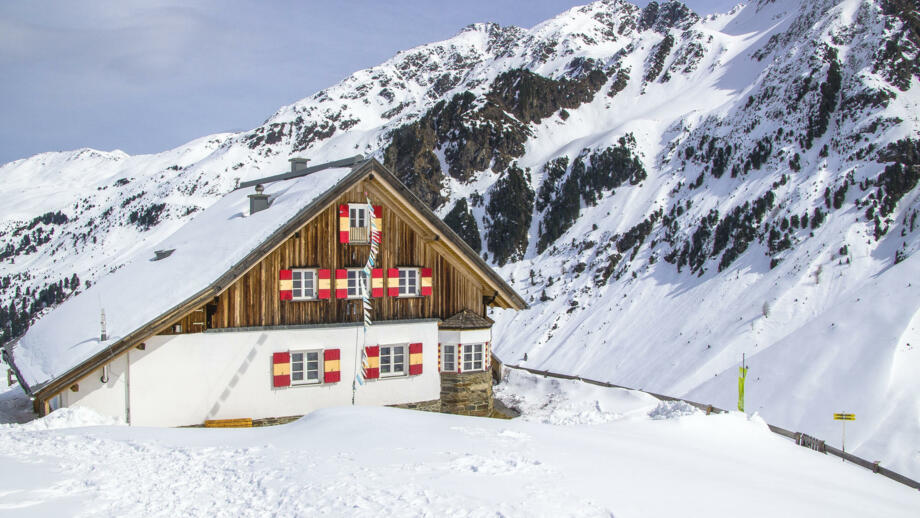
[64,321,440,427]
[63,353,129,420]
[437,328,491,346]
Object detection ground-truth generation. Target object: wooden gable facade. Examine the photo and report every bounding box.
[161,161,515,335]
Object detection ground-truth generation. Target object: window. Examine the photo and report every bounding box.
[348,204,369,243]
[462,343,484,372]
[291,350,322,385]
[349,205,367,229]
[379,344,406,377]
[442,344,456,372]
[346,269,367,299]
[398,268,419,297]
[291,269,317,300]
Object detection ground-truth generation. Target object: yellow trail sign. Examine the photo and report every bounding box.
[834,413,855,421]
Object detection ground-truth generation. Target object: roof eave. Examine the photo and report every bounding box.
[3,339,34,396]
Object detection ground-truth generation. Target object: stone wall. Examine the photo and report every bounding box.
[252,415,301,427]
[389,399,442,413]
[439,370,493,416]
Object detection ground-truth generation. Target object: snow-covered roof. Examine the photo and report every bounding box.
[11,165,355,390]
[439,309,494,330]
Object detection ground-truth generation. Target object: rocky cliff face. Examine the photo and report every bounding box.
[3,0,920,476]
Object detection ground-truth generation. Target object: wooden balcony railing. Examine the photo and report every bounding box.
[349,227,370,243]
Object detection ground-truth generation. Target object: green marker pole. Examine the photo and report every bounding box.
[738,353,747,412]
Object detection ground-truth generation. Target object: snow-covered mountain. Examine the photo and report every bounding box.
[3,0,920,476]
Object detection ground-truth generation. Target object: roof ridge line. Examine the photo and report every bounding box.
[237,154,366,190]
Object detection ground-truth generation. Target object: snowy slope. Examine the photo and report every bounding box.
[3,0,920,479]
[1,373,918,517]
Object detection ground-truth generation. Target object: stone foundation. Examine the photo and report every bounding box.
[252,415,302,427]
[389,399,442,412]
[439,371,493,416]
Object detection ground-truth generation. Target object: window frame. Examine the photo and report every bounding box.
[345,268,367,299]
[290,349,324,385]
[347,203,371,244]
[462,343,485,372]
[378,343,407,378]
[348,204,368,229]
[441,343,456,373]
[290,268,318,301]
[397,267,420,297]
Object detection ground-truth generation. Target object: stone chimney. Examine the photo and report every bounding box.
[289,158,310,174]
[248,184,270,214]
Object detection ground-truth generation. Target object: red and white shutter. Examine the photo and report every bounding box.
[364,346,380,379]
[339,204,350,243]
[372,205,383,240]
[335,269,348,299]
[279,269,293,300]
[408,343,423,375]
[323,349,341,383]
[420,268,432,296]
[317,269,331,299]
[272,352,291,387]
[387,268,399,297]
[371,268,384,297]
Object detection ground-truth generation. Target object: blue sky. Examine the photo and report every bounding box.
[0,0,739,164]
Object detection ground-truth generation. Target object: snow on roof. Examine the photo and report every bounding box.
[12,166,355,389]
[439,309,494,330]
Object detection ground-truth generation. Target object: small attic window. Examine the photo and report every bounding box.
[153,249,175,261]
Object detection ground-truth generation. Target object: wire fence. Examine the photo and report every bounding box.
[497,359,920,491]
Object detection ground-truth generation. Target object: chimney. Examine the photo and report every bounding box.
[153,249,175,261]
[249,184,270,214]
[100,308,107,342]
[289,157,310,174]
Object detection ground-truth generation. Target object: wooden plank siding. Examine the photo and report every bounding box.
[159,305,208,335]
[160,178,484,334]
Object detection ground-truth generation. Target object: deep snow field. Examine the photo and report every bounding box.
[1,369,917,517]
